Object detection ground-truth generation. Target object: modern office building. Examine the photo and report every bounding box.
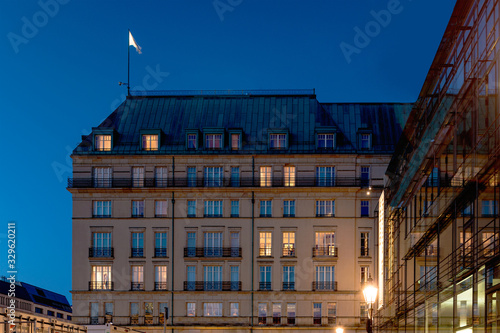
[69,89,410,332]
[0,278,85,333]
[379,0,500,332]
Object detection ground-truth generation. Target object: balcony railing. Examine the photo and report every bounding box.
[312,281,338,291]
[131,248,144,257]
[282,246,296,257]
[89,247,114,258]
[68,176,384,189]
[131,282,144,291]
[282,282,295,290]
[259,248,272,257]
[155,248,167,257]
[183,281,241,291]
[89,281,114,291]
[312,246,338,257]
[155,282,167,291]
[184,247,242,258]
[259,282,271,291]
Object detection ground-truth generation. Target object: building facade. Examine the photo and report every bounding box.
[379,0,500,332]
[69,90,409,332]
[0,279,86,333]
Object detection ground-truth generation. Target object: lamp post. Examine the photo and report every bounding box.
[335,326,344,333]
[362,275,378,333]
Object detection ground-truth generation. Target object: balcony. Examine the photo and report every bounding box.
[259,282,271,291]
[68,176,384,189]
[155,248,167,257]
[312,246,338,257]
[183,281,241,291]
[89,247,114,258]
[131,282,144,291]
[131,248,144,257]
[312,281,338,291]
[259,248,272,257]
[89,281,114,291]
[282,282,295,291]
[282,246,296,257]
[183,247,241,258]
[155,282,167,291]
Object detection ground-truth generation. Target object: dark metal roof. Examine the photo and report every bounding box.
[0,280,72,313]
[74,92,411,155]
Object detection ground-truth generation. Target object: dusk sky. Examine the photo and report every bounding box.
[1,0,456,302]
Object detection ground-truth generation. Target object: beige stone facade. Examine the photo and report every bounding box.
[69,93,408,333]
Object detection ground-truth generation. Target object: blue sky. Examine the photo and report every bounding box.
[0,0,456,302]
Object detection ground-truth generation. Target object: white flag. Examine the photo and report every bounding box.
[129,31,142,54]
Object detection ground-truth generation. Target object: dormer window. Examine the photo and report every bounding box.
[95,135,111,151]
[142,135,158,151]
[186,130,200,150]
[231,134,241,150]
[205,134,222,149]
[317,134,335,149]
[360,133,371,150]
[269,130,288,149]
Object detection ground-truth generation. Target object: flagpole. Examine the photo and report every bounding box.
[127,29,130,96]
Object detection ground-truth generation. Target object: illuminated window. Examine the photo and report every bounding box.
[287,303,296,325]
[205,134,222,149]
[273,303,282,325]
[317,133,335,148]
[155,200,167,217]
[360,266,369,283]
[270,133,287,149]
[260,166,272,186]
[155,266,167,290]
[93,201,111,218]
[204,303,222,316]
[360,232,370,256]
[142,134,158,151]
[284,166,295,187]
[230,303,239,317]
[360,302,367,323]
[327,302,337,325]
[260,200,272,217]
[316,200,334,217]
[282,232,295,257]
[259,232,272,256]
[131,266,144,290]
[231,133,241,150]
[132,200,144,217]
[315,232,335,256]
[313,303,322,325]
[187,303,196,316]
[91,265,112,290]
[283,200,295,217]
[204,200,223,217]
[95,135,111,151]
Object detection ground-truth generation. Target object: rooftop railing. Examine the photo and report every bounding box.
[129,89,316,97]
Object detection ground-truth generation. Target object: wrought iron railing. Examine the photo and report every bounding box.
[312,246,338,257]
[259,248,272,257]
[155,248,167,257]
[312,281,338,291]
[131,283,144,291]
[89,281,114,291]
[282,282,295,290]
[155,282,167,291]
[282,246,296,257]
[259,282,271,291]
[131,248,144,257]
[89,247,114,258]
[68,176,383,189]
[183,281,241,291]
[184,247,241,258]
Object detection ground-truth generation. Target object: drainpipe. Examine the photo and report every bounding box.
[171,191,175,330]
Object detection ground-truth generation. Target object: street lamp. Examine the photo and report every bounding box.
[362,275,378,333]
[335,326,344,333]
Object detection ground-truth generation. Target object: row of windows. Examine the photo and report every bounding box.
[90,300,351,325]
[91,165,372,188]
[34,307,71,320]
[90,231,370,258]
[94,132,373,152]
[92,199,372,218]
[90,264,371,291]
